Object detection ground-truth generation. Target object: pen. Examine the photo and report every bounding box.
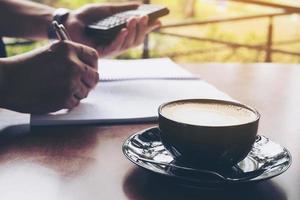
[52,21,71,41]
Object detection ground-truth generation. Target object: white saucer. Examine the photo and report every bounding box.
[122,127,292,187]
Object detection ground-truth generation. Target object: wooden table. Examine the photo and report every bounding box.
[0,63,299,200]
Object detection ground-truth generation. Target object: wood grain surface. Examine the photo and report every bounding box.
[0,63,299,200]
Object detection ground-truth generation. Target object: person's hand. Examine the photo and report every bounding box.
[65,3,161,57]
[0,41,99,114]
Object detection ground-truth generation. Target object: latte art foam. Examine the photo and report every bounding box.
[161,102,258,126]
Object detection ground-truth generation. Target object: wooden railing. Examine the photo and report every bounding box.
[5,0,300,62]
[143,0,300,62]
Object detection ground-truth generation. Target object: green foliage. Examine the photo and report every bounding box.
[7,0,300,63]
[6,41,46,56]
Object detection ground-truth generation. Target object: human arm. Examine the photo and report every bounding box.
[0,41,99,114]
[0,0,161,57]
[0,0,54,40]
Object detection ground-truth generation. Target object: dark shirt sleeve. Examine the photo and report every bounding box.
[0,38,6,58]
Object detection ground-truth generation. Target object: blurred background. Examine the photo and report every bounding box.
[5,0,300,63]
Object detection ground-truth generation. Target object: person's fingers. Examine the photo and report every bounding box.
[63,62,98,109]
[108,2,140,15]
[65,96,80,110]
[134,15,149,46]
[121,18,138,50]
[97,28,128,57]
[146,20,162,34]
[73,82,90,100]
[81,65,99,88]
[72,43,99,70]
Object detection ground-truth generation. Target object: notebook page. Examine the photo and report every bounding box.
[99,58,198,81]
[31,80,234,126]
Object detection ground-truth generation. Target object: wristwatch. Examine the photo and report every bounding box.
[47,8,70,39]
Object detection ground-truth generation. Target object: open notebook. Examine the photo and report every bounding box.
[31,58,233,126]
[99,58,198,81]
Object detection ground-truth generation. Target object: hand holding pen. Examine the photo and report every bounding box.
[49,21,100,109]
[1,21,99,114]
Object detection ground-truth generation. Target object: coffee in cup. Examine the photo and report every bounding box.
[158,99,260,166]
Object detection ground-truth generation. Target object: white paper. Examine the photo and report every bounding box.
[31,58,234,126]
[99,58,198,81]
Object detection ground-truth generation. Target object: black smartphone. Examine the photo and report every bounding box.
[86,4,169,45]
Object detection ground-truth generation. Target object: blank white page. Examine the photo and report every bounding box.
[99,58,198,81]
[31,79,233,126]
